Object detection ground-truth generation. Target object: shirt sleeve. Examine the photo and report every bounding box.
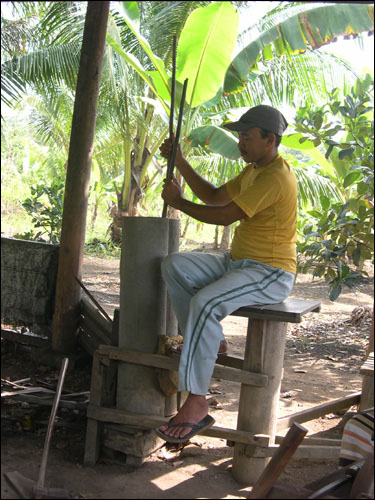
[225,167,249,200]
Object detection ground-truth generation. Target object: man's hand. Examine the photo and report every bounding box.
[159,135,184,165]
[162,176,183,208]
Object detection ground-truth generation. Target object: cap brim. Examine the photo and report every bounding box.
[223,121,257,131]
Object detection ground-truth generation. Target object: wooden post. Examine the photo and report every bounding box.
[52,2,110,353]
[232,319,288,485]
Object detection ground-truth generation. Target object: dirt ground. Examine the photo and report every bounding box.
[1,254,373,499]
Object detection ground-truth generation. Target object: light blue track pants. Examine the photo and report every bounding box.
[161,251,295,396]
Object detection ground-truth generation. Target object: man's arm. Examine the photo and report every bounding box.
[159,138,231,206]
[177,155,232,206]
[162,176,246,226]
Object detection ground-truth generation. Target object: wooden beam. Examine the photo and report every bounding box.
[52,1,110,353]
[87,404,270,447]
[277,392,361,431]
[97,345,268,387]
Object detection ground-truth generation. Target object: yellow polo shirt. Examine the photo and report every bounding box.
[225,154,297,274]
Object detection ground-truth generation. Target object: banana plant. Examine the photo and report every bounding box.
[185,2,374,161]
[105,1,239,221]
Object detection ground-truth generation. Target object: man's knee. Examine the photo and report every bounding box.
[161,252,182,280]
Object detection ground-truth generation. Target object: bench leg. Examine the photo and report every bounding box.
[232,319,287,485]
[84,351,112,465]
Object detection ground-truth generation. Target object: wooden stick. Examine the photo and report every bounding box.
[167,78,188,180]
[248,422,308,499]
[162,35,177,218]
[162,77,188,217]
[75,276,112,323]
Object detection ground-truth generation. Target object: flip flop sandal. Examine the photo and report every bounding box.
[155,414,215,443]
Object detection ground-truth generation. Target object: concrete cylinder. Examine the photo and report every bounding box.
[116,217,179,416]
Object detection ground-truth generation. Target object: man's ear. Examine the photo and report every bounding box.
[267,132,276,146]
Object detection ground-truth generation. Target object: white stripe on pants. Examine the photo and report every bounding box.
[161,251,295,395]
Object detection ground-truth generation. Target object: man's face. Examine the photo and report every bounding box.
[237,127,272,164]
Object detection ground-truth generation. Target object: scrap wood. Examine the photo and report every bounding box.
[1,387,56,397]
[75,276,112,323]
[1,328,49,346]
[5,393,88,409]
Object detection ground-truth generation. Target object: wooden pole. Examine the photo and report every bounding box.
[232,319,288,484]
[248,422,308,499]
[52,1,110,353]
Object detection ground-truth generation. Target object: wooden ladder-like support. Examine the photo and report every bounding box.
[83,297,363,484]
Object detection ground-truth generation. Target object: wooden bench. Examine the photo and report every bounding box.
[83,295,369,484]
[228,297,321,483]
[360,352,374,411]
[84,298,332,478]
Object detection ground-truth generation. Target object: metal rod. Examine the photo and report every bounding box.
[36,357,69,490]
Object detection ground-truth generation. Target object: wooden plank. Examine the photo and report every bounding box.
[86,404,270,447]
[77,329,96,356]
[4,393,86,409]
[1,328,49,347]
[81,297,112,336]
[215,354,243,370]
[97,346,268,387]
[231,298,321,323]
[111,308,120,346]
[84,351,106,465]
[80,314,111,345]
[277,392,361,431]
[275,435,342,447]
[360,352,374,376]
[252,445,341,460]
[170,352,244,370]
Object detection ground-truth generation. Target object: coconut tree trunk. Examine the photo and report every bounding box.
[52,1,110,353]
[220,225,231,251]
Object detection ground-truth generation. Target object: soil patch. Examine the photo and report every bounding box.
[1,255,373,499]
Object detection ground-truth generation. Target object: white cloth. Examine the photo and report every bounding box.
[162,251,295,395]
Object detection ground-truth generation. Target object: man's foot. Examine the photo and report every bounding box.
[171,339,228,355]
[156,393,210,441]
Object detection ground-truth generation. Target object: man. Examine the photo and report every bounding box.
[155,105,297,443]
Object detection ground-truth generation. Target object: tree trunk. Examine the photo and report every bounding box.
[214,226,220,249]
[220,225,231,251]
[52,1,110,353]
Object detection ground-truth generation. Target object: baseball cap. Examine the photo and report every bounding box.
[224,105,288,136]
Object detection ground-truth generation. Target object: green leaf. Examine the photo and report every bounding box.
[106,34,169,114]
[176,2,239,107]
[320,195,331,211]
[188,126,240,159]
[343,171,362,188]
[314,113,323,130]
[282,134,336,179]
[116,2,169,92]
[338,147,355,160]
[223,3,374,94]
[329,283,342,301]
